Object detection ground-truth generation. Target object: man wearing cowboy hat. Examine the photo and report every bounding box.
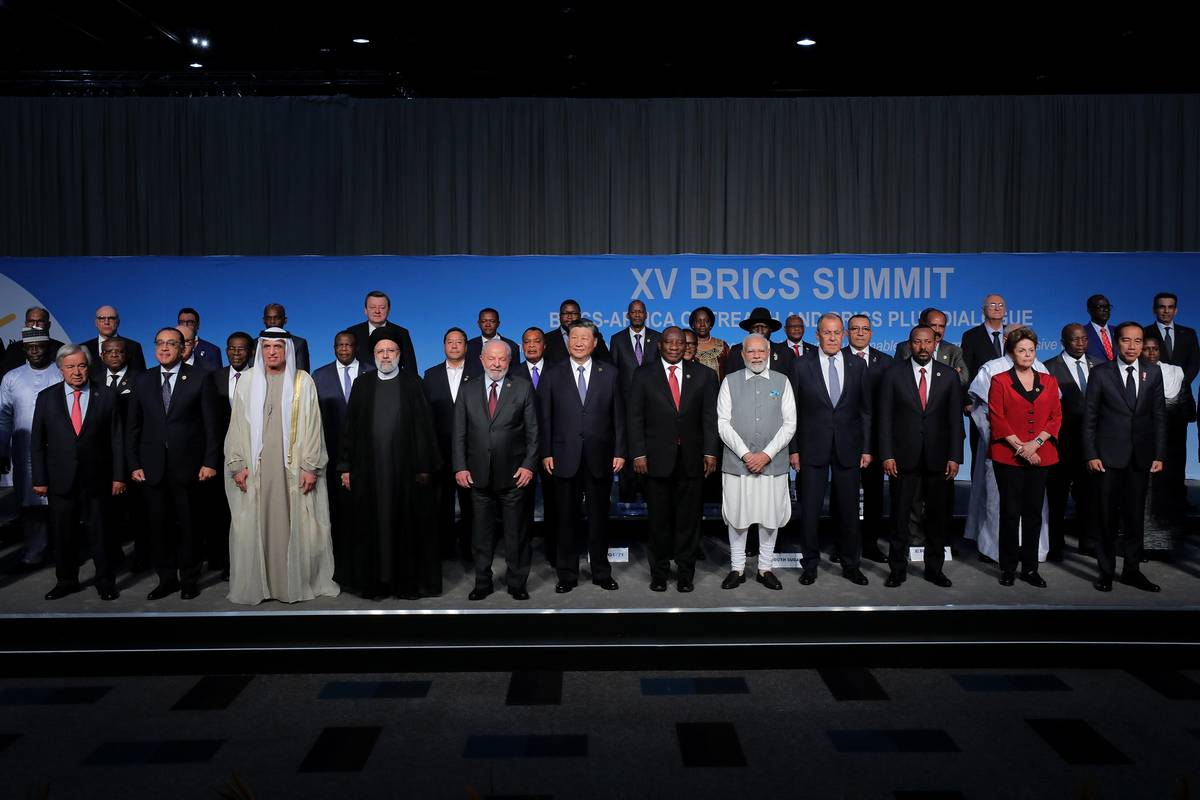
[725,307,794,375]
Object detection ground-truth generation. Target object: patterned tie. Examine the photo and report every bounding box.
[827,356,841,405]
[161,371,174,413]
[634,333,643,365]
[992,330,1002,356]
[577,365,587,404]
[1125,365,1137,408]
[1164,326,1174,361]
[342,365,352,401]
[531,365,539,389]
[70,390,83,435]
[857,350,866,360]
[489,381,498,419]
[1075,359,1087,393]
[918,367,927,410]
[668,365,681,411]
[1099,326,1114,360]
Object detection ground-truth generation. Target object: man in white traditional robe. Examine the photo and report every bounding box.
[717,334,797,590]
[964,325,1052,563]
[224,328,338,604]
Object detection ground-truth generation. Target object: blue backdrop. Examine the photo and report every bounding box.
[4,252,1199,473]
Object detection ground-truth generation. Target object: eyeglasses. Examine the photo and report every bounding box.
[154,340,182,348]
[984,303,1005,310]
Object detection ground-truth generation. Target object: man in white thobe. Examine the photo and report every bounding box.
[717,334,797,590]
[224,328,339,605]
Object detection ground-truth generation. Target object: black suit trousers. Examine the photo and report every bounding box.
[144,480,203,584]
[1094,465,1150,579]
[1046,457,1093,551]
[860,459,887,541]
[553,467,612,584]
[993,463,1048,574]
[434,469,473,557]
[799,463,861,570]
[644,452,703,582]
[471,484,531,590]
[526,469,559,564]
[889,466,948,573]
[49,488,116,590]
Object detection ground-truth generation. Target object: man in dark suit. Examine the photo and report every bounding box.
[1083,321,1167,592]
[779,314,819,366]
[93,335,146,570]
[346,291,418,372]
[1086,294,1117,362]
[895,308,969,387]
[176,308,222,372]
[725,307,792,374]
[518,327,557,564]
[30,344,125,601]
[177,324,214,373]
[421,327,472,559]
[127,326,221,600]
[878,325,963,588]
[80,305,146,373]
[789,313,873,586]
[960,294,1009,382]
[1044,323,1100,559]
[610,300,661,503]
[453,340,540,601]
[843,313,893,563]
[1,307,62,380]
[540,319,625,592]
[628,327,718,592]
[543,299,611,364]
[245,304,312,373]
[1146,293,1199,506]
[202,331,253,580]
[464,308,521,377]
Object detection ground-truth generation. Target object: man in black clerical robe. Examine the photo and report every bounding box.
[338,329,442,599]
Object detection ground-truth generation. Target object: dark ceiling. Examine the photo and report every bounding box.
[1,1,1196,98]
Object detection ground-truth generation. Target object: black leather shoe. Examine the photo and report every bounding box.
[978,553,997,564]
[843,568,869,586]
[1020,571,1047,588]
[649,578,667,592]
[1093,576,1113,592]
[677,578,694,593]
[555,581,576,594]
[509,587,530,601]
[593,577,619,591]
[1045,548,1064,563]
[799,568,818,586]
[1121,571,1161,592]
[180,582,200,600]
[147,580,180,600]
[884,570,906,588]
[45,583,80,600]
[468,587,493,601]
[721,571,745,589]
[924,572,953,588]
[756,571,783,591]
[862,544,888,564]
[98,588,120,601]
[999,571,1016,587]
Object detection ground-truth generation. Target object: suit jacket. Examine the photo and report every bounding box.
[724,339,809,377]
[421,361,465,467]
[30,384,123,495]
[1085,323,1116,362]
[1045,352,1100,463]
[539,358,625,478]
[465,335,522,376]
[789,350,872,468]
[126,363,220,485]
[1144,321,1200,386]
[192,337,223,371]
[206,366,241,439]
[845,345,894,444]
[609,326,661,396]
[626,359,719,478]
[988,369,1062,467]
[451,372,540,490]
[961,324,1007,381]
[246,335,311,374]
[93,365,141,428]
[543,326,612,365]
[895,340,969,387]
[1082,359,1168,470]
[81,336,147,373]
[877,358,965,471]
[346,321,417,373]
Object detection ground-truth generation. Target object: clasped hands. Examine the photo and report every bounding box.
[456,467,535,489]
[1007,436,1043,466]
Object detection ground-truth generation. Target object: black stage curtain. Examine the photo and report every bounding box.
[1,95,1197,256]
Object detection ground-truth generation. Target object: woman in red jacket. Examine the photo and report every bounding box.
[988,328,1062,588]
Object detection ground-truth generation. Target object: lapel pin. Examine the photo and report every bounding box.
[181,374,187,381]
[936,371,942,377]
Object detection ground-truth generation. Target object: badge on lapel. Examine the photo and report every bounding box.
[181,374,188,381]
[935,371,942,378]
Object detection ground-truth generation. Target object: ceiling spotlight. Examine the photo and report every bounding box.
[189,62,203,69]
[199,38,209,48]
[796,37,816,47]
[190,36,200,45]
[352,37,370,44]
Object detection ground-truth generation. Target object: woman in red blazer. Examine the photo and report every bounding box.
[988,328,1062,588]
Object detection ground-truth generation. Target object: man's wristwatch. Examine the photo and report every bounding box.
[1034,436,1045,446]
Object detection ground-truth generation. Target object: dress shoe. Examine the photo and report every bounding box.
[44,582,80,600]
[799,568,818,586]
[468,587,493,601]
[924,572,953,588]
[1045,548,1064,563]
[398,592,421,601]
[830,553,842,564]
[1121,571,1161,592]
[884,570,906,588]
[756,571,783,591]
[593,577,619,591]
[1020,571,1047,588]
[862,544,888,564]
[180,582,200,600]
[147,580,181,600]
[999,571,1016,587]
[508,587,530,601]
[1093,576,1113,592]
[843,568,869,586]
[649,578,667,592]
[98,588,120,601]
[721,571,746,590]
[555,581,576,594]
[978,553,997,564]
[677,578,694,593]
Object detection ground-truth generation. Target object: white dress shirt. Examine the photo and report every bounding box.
[484,375,504,403]
[819,351,844,398]
[1118,358,1141,398]
[525,359,544,381]
[228,368,246,404]
[911,357,934,390]
[444,361,464,402]
[1064,353,1090,392]
[570,357,593,391]
[104,366,128,387]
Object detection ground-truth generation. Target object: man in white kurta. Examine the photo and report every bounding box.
[224,328,338,605]
[717,334,797,590]
[964,341,1051,563]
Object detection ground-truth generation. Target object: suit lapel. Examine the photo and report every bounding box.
[489,378,515,426]
[807,354,833,409]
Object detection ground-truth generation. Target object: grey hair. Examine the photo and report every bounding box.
[55,343,90,367]
[742,333,770,351]
[481,339,513,359]
[817,312,844,329]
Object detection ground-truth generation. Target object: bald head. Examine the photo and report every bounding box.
[94,305,120,337]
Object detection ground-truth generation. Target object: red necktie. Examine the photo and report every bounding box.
[793,343,801,357]
[71,389,83,435]
[1099,326,1114,360]
[918,367,927,410]
[668,365,681,411]
[488,381,498,419]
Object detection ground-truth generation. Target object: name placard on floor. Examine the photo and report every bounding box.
[769,552,806,569]
[587,548,630,563]
[909,546,953,562]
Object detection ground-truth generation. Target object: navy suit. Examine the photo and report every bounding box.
[192,338,223,371]
[539,358,625,584]
[1085,323,1117,362]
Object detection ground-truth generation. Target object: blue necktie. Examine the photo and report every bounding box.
[343,366,352,401]
[531,365,539,389]
[577,365,587,404]
[827,357,841,405]
[1075,359,1087,393]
